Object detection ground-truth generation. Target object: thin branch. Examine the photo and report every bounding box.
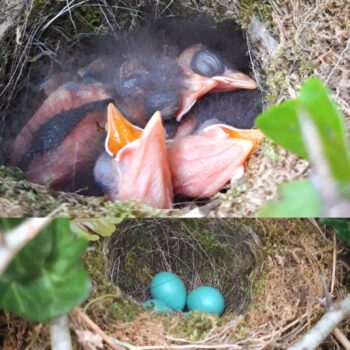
[40,0,87,32]
[326,37,350,83]
[334,327,350,349]
[288,295,350,350]
[0,218,53,275]
[320,274,332,309]
[307,218,327,240]
[330,232,337,295]
[73,308,124,350]
[137,344,242,350]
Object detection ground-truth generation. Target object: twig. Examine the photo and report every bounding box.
[330,232,337,295]
[0,0,26,40]
[307,218,327,240]
[326,37,350,83]
[75,308,243,350]
[288,295,350,350]
[0,218,53,275]
[50,314,73,350]
[320,274,332,309]
[333,327,350,349]
[117,343,242,350]
[40,0,87,32]
[83,294,118,312]
[73,308,124,350]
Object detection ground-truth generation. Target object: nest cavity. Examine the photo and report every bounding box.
[105,219,262,314]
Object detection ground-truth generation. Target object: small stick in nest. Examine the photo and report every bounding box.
[288,274,350,350]
[73,308,124,350]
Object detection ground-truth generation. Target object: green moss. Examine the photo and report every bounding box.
[76,6,106,31]
[237,325,248,337]
[82,241,146,323]
[0,166,163,217]
[261,140,283,161]
[83,241,115,295]
[172,312,222,340]
[108,298,146,322]
[180,220,230,256]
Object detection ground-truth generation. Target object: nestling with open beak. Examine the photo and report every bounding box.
[167,88,263,199]
[95,103,263,208]
[169,123,263,199]
[93,104,173,209]
[6,15,263,208]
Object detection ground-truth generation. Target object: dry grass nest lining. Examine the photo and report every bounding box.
[1,1,349,216]
[1,219,349,349]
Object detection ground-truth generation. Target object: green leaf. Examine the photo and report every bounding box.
[257,179,322,217]
[320,219,350,244]
[0,219,91,323]
[0,218,26,231]
[71,218,121,241]
[299,79,350,194]
[256,99,307,158]
[256,78,350,195]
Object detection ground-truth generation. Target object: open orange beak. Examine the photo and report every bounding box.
[101,103,173,209]
[177,75,218,121]
[105,103,142,157]
[201,124,264,148]
[168,124,264,198]
[176,45,257,121]
[211,70,257,92]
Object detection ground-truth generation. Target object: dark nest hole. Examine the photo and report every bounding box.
[105,219,262,314]
[0,1,265,213]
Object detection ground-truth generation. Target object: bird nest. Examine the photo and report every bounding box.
[2,218,349,349]
[81,219,350,349]
[1,1,349,217]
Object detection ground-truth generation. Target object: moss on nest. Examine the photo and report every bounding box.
[82,241,147,324]
[0,166,161,217]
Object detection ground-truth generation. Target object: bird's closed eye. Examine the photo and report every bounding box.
[190,48,225,77]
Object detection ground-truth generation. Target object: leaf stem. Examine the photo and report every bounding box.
[50,314,73,350]
[0,218,53,275]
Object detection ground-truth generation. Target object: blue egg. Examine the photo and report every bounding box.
[150,272,187,311]
[143,299,173,313]
[187,286,225,316]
